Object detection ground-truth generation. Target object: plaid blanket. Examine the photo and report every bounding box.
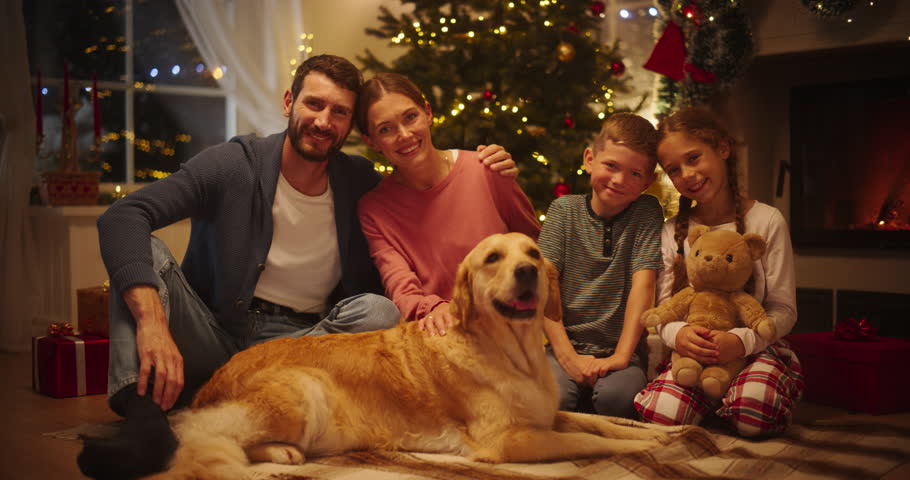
[246,416,910,480]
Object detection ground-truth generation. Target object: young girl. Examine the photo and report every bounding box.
[633,106,804,437]
[356,72,540,334]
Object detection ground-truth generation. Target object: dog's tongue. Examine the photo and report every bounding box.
[510,296,538,311]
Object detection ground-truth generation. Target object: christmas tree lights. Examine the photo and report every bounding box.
[358,0,634,212]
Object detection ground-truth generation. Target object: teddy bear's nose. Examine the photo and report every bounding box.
[704,255,713,262]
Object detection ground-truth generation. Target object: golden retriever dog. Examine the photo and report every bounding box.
[145,232,669,479]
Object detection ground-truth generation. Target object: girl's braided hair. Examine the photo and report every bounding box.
[657,106,751,294]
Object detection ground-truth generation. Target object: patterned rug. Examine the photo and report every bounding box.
[51,416,910,479]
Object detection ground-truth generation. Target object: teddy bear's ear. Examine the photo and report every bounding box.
[688,225,711,245]
[742,233,766,260]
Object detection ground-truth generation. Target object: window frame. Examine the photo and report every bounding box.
[31,0,236,186]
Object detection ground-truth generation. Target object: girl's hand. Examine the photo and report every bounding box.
[705,330,746,364]
[418,303,454,337]
[674,325,719,365]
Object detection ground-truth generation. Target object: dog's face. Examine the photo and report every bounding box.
[452,233,561,324]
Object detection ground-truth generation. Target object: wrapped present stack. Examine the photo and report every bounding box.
[785,318,910,415]
[77,281,110,337]
[32,322,108,398]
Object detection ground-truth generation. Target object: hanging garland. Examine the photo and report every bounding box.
[645,0,753,114]
[799,0,857,18]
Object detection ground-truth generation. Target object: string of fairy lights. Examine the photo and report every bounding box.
[39,0,318,181]
[371,1,637,179]
[382,4,581,164]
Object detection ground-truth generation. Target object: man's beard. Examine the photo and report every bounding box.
[286,115,345,163]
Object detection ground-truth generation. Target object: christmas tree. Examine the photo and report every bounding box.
[358,0,634,213]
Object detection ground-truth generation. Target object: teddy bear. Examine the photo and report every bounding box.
[642,225,776,399]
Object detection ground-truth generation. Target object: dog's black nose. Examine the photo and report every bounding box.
[514,264,538,287]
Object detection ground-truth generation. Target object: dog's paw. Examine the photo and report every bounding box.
[245,443,305,465]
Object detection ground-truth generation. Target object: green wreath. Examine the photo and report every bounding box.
[799,0,857,18]
[654,0,753,113]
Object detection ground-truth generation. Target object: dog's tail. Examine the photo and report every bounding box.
[141,402,253,480]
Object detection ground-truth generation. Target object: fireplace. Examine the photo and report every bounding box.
[789,75,910,250]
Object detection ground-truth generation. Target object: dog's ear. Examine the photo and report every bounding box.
[450,257,474,323]
[543,259,562,322]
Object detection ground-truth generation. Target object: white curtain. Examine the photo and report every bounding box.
[176,0,307,136]
[0,1,38,351]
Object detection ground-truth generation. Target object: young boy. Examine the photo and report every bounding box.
[539,113,663,419]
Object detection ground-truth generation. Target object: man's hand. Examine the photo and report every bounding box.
[418,302,454,337]
[674,325,719,365]
[477,144,518,177]
[123,285,185,410]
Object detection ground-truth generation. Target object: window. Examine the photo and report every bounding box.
[25,0,232,184]
[602,0,661,121]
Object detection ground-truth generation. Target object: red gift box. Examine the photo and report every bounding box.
[785,332,910,415]
[32,334,109,398]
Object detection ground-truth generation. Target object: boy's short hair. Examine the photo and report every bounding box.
[591,113,658,172]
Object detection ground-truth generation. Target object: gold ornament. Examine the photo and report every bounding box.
[557,41,576,62]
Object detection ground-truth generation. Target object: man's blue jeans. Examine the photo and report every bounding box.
[107,236,400,413]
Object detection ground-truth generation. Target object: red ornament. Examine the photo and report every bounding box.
[553,182,571,198]
[566,22,580,34]
[681,2,703,26]
[610,61,625,77]
[483,90,494,100]
[590,1,606,17]
[564,114,576,129]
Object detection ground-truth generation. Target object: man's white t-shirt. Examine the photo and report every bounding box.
[253,173,342,314]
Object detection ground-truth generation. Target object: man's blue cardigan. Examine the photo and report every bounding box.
[97,131,384,337]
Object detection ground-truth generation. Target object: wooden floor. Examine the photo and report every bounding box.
[1,349,906,479]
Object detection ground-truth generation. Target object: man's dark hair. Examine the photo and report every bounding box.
[290,54,363,101]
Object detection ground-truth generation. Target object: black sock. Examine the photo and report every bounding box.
[77,384,178,480]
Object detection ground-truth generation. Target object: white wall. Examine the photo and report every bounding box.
[301,0,408,68]
[728,0,910,295]
[745,1,910,57]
